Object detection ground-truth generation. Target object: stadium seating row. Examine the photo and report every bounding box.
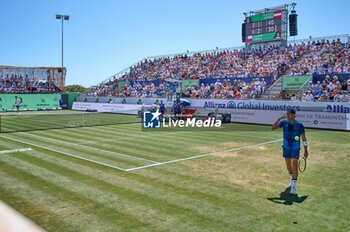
[0,74,61,93]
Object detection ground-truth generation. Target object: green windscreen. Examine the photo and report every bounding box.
[181,79,199,89]
[0,94,61,112]
[282,75,312,89]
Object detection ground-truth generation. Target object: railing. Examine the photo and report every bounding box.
[298,75,313,98]
[267,75,283,99]
[289,34,350,45]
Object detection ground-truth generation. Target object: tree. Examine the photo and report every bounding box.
[64,85,88,93]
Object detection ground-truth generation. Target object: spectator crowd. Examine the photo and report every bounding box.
[90,43,301,97]
[0,74,61,93]
[289,39,350,75]
[121,46,292,81]
[181,78,267,99]
[88,39,349,101]
[300,75,350,102]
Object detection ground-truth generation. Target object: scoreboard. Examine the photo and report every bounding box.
[243,10,286,43]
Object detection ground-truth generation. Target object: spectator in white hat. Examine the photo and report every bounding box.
[305,91,314,101]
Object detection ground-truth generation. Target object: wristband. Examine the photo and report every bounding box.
[302,141,308,146]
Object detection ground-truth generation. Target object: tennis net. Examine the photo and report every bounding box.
[0,111,141,133]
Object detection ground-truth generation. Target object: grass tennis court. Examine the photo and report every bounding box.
[0,111,349,231]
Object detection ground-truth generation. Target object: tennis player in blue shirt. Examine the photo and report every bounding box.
[272,109,309,194]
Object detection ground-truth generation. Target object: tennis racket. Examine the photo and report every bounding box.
[298,157,307,173]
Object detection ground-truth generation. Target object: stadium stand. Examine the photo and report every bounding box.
[86,37,350,101]
[288,39,350,75]
[89,44,297,97]
[0,66,64,93]
[0,74,61,93]
[298,74,350,102]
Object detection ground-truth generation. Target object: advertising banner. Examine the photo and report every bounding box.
[282,75,311,89]
[117,81,130,90]
[218,108,350,131]
[181,79,199,89]
[0,94,61,111]
[76,96,167,105]
[72,102,152,115]
[190,99,350,114]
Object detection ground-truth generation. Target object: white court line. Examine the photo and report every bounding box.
[126,139,283,171]
[0,135,127,171]
[19,132,159,164]
[0,148,33,155]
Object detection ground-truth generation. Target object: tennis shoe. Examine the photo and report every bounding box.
[290,185,297,195]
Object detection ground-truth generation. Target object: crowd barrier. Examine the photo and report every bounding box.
[74,98,350,130]
[72,102,151,115]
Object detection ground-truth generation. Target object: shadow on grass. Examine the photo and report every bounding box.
[267,187,308,205]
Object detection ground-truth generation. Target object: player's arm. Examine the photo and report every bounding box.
[271,114,286,130]
[301,133,309,158]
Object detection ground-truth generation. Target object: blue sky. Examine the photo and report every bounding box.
[0,0,349,86]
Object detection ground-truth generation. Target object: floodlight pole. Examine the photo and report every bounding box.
[56,14,69,68]
[61,18,64,68]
